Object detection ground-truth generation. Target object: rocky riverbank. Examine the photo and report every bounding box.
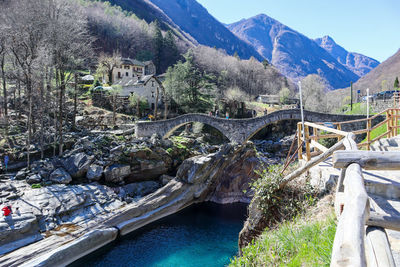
[0,128,274,266]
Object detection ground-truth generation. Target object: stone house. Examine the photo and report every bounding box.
[105,58,156,84]
[100,58,163,109]
[116,75,164,110]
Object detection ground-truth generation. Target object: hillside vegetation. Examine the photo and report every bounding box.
[352,49,400,95]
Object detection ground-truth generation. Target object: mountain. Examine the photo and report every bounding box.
[103,0,198,46]
[315,35,380,77]
[106,0,264,61]
[227,14,360,89]
[352,49,400,93]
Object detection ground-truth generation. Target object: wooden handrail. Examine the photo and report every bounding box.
[331,163,369,267]
[299,108,400,161]
[293,109,400,266]
[304,122,348,136]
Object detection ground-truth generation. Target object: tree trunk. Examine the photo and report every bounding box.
[39,75,45,159]
[17,71,21,119]
[137,95,141,118]
[108,70,113,85]
[113,94,116,126]
[53,68,57,157]
[73,72,78,130]
[1,54,7,118]
[154,87,159,120]
[26,75,32,169]
[164,94,168,120]
[58,69,65,156]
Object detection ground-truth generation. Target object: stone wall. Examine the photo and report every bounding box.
[136,109,376,144]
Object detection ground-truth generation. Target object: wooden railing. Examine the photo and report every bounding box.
[294,108,400,266]
[331,137,397,266]
[298,108,400,160]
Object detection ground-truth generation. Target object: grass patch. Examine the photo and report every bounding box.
[341,102,373,115]
[230,213,336,267]
[31,184,42,189]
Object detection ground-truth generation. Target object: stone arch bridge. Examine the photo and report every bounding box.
[135,109,368,144]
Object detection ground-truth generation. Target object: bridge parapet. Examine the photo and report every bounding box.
[135,109,369,143]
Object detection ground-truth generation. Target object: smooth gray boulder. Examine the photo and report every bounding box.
[26,174,42,184]
[121,181,160,198]
[86,165,103,181]
[160,174,174,186]
[104,164,131,183]
[0,214,43,255]
[49,168,72,184]
[63,152,94,178]
[20,228,118,267]
[15,170,27,180]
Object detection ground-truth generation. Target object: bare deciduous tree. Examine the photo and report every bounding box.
[97,52,122,85]
[301,74,329,112]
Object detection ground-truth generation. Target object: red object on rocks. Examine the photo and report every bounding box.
[2,206,11,216]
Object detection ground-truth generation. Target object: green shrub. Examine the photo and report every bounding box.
[251,164,316,225]
[230,214,336,266]
[31,184,41,189]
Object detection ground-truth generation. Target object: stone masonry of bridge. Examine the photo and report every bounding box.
[135,109,379,144]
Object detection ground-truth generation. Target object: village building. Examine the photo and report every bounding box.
[115,75,164,110]
[103,58,157,84]
[99,58,163,110]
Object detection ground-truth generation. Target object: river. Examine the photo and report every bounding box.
[69,202,247,267]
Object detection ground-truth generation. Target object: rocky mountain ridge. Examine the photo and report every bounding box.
[315,35,380,77]
[227,14,363,89]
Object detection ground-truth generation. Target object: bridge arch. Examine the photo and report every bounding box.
[162,118,230,141]
[135,110,368,144]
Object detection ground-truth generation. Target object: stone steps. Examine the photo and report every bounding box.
[357,136,400,263]
[369,194,400,264]
[371,136,400,151]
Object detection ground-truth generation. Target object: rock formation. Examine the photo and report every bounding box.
[0,133,262,266]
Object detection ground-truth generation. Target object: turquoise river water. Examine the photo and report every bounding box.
[69,202,247,267]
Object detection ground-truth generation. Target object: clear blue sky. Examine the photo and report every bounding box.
[196,0,400,62]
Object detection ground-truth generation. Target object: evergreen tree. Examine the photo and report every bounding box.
[163,30,179,64]
[262,59,269,69]
[394,76,399,89]
[233,51,240,60]
[164,52,216,113]
[151,20,163,74]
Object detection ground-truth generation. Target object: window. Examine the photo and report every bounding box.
[118,72,121,78]
[126,72,129,77]
[124,65,130,70]
[152,81,155,87]
[151,91,155,98]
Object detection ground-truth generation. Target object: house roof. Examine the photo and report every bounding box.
[115,77,137,87]
[121,58,146,67]
[135,75,154,85]
[144,61,155,66]
[116,75,163,87]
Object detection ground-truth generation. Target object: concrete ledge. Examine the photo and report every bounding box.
[20,228,118,267]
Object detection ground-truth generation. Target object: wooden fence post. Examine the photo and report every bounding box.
[305,125,311,161]
[337,124,343,141]
[367,118,372,150]
[297,123,303,160]
[386,110,392,138]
